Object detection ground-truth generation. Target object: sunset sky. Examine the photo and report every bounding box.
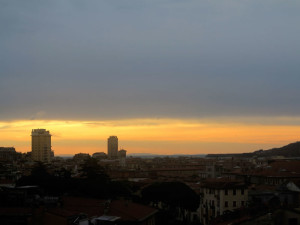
[1,1,300,155]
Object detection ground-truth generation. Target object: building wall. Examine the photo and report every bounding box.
[107,136,118,159]
[31,129,52,163]
[220,188,248,213]
[200,186,248,225]
[0,147,16,161]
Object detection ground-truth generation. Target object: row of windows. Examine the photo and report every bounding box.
[224,200,245,208]
[206,188,245,195]
[203,200,246,209]
[225,188,245,195]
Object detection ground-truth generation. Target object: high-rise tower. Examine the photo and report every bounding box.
[107,136,118,159]
[31,129,52,162]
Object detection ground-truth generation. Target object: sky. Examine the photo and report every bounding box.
[1,0,300,155]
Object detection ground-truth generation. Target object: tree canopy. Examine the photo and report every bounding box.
[79,157,109,181]
[142,182,199,211]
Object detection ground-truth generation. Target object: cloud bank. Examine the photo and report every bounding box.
[1,0,300,120]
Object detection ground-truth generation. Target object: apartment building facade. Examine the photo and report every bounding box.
[31,129,52,163]
[199,178,248,225]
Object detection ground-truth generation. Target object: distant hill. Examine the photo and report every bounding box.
[258,141,300,157]
[206,141,300,158]
[128,153,207,158]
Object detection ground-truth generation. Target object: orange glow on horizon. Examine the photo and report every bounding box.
[0,118,300,155]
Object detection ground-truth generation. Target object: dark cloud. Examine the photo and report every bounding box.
[1,0,300,120]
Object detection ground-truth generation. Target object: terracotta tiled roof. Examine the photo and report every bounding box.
[108,201,157,221]
[0,207,32,215]
[47,197,157,222]
[200,178,246,189]
[269,160,300,173]
[252,170,300,177]
[249,184,276,191]
[0,179,14,184]
[46,208,82,217]
[149,167,203,171]
[185,182,201,195]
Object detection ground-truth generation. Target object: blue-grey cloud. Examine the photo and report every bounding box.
[1,0,300,120]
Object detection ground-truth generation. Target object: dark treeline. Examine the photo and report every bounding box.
[16,158,132,199]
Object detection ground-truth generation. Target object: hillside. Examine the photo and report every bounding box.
[258,141,300,157]
[206,141,300,158]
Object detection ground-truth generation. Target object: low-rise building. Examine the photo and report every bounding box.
[199,178,248,225]
[0,147,17,161]
[92,152,107,159]
[73,153,90,162]
[118,149,127,167]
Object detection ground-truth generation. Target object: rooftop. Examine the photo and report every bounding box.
[201,178,246,189]
[47,197,157,222]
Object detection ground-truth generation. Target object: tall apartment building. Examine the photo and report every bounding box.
[31,129,52,163]
[107,136,118,159]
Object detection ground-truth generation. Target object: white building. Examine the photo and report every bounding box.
[199,178,248,225]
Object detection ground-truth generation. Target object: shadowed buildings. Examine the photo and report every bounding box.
[107,136,127,167]
[31,129,52,163]
[92,152,107,159]
[118,149,127,167]
[44,196,157,225]
[0,147,17,161]
[108,136,118,159]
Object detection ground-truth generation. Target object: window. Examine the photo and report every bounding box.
[241,201,245,206]
[241,188,244,195]
[233,201,236,207]
[225,201,228,207]
[225,189,228,195]
[233,189,236,195]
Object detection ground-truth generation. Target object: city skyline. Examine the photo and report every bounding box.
[1,120,300,155]
[1,1,300,155]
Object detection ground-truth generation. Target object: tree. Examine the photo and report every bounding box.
[16,162,70,195]
[74,157,112,198]
[142,182,199,211]
[80,157,109,181]
[31,162,50,178]
[16,162,50,187]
